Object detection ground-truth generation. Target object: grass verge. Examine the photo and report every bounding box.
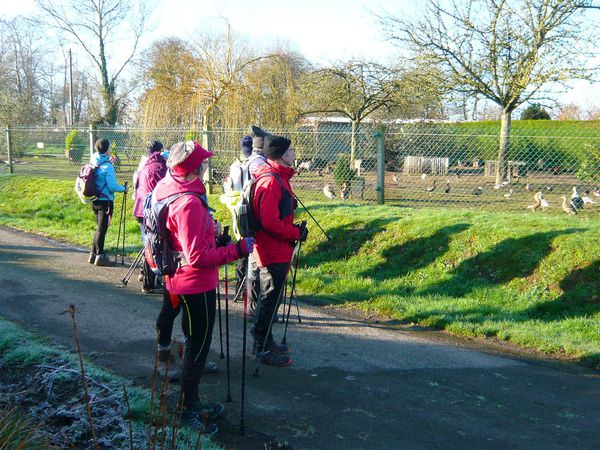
[1,174,600,368]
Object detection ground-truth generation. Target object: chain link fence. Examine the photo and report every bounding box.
[2,121,599,213]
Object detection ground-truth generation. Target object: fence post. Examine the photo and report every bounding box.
[376,127,385,205]
[88,124,96,157]
[202,125,214,194]
[5,126,13,174]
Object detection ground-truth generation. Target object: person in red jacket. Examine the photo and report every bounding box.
[153,140,254,434]
[251,134,308,367]
[132,140,167,293]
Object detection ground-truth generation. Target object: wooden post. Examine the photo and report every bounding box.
[5,126,13,174]
[376,127,385,205]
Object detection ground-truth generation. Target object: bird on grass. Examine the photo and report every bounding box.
[546,185,554,192]
[527,192,542,211]
[392,174,400,185]
[582,196,597,205]
[593,188,600,198]
[444,179,451,193]
[571,186,584,210]
[421,173,427,180]
[425,180,437,192]
[540,196,550,210]
[561,195,577,215]
[473,186,484,196]
[494,181,510,190]
[503,188,514,198]
[323,184,336,200]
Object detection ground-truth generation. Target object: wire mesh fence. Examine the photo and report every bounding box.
[2,121,599,213]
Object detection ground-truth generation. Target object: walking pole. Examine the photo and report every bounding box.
[120,189,127,265]
[293,193,330,240]
[240,257,250,435]
[252,242,299,378]
[217,269,224,360]
[114,192,125,264]
[282,241,302,345]
[224,262,232,403]
[121,246,145,285]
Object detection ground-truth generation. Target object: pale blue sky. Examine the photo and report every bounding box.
[1,0,597,109]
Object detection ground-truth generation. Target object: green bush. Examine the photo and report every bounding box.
[64,130,86,163]
[333,154,356,188]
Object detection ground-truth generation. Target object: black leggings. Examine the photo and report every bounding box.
[91,200,113,254]
[156,290,216,363]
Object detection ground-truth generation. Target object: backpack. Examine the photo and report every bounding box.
[74,162,108,204]
[223,153,265,193]
[142,191,208,277]
[236,172,287,238]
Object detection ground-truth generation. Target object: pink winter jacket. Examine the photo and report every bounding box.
[154,172,248,295]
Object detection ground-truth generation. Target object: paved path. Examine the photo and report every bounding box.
[1,226,599,449]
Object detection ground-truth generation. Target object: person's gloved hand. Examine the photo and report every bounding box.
[123,181,129,194]
[238,237,255,255]
[295,223,308,242]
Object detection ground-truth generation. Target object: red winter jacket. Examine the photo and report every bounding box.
[154,171,248,295]
[252,161,301,267]
[133,152,167,218]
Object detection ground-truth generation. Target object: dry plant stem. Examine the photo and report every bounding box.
[122,384,134,450]
[171,389,185,450]
[63,304,98,450]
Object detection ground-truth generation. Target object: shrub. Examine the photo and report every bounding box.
[520,103,551,120]
[65,130,86,163]
[333,154,356,188]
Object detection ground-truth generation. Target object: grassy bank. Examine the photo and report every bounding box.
[1,174,600,367]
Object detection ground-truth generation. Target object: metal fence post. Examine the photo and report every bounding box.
[202,125,214,194]
[88,124,96,157]
[376,127,385,205]
[5,126,13,174]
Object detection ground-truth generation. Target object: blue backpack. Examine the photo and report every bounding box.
[143,191,208,276]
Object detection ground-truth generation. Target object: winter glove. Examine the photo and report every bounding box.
[295,222,308,242]
[123,181,129,194]
[237,237,255,256]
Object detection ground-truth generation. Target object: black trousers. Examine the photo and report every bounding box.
[156,290,216,407]
[252,263,290,343]
[91,200,113,254]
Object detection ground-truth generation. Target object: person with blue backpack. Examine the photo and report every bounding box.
[152,140,254,434]
[88,138,127,267]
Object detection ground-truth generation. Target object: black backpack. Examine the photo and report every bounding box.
[143,191,208,276]
[236,172,289,237]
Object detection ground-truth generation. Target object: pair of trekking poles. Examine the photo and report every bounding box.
[114,188,128,265]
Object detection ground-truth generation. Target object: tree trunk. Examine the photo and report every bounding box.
[496,109,512,185]
[350,120,357,165]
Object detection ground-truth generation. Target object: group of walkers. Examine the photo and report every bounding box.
[85,126,308,434]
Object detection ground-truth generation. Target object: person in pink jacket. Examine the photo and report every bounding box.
[153,140,254,434]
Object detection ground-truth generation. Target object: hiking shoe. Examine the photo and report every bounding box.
[157,361,180,382]
[94,253,115,267]
[142,286,164,294]
[253,338,289,355]
[204,360,219,374]
[257,350,292,367]
[88,252,96,264]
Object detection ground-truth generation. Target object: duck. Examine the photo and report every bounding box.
[527,192,542,211]
[561,195,577,215]
[503,188,514,198]
[571,186,584,210]
[425,180,437,192]
[582,196,597,205]
[593,188,600,198]
[421,173,428,180]
[444,179,451,193]
[525,183,532,191]
[473,186,484,196]
[323,184,336,200]
[392,174,400,184]
[540,195,550,210]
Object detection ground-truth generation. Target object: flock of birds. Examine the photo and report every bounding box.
[322,173,600,216]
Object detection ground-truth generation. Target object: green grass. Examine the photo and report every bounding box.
[1,174,600,368]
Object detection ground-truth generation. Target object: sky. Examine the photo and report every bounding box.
[0,0,597,111]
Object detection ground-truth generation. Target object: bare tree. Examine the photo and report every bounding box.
[297,60,397,163]
[379,0,599,184]
[36,0,147,125]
